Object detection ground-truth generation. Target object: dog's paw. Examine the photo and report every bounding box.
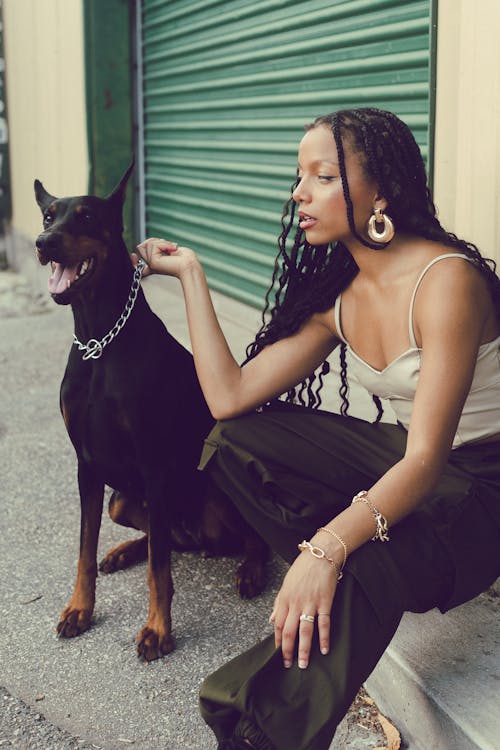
[57,606,92,638]
[99,536,148,574]
[235,560,267,599]
[136,625,175,662]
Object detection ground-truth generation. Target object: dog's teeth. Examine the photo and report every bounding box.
[79,260,89,277]
[66,279,71,289]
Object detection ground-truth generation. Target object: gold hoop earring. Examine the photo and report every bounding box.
[367,207,395,244]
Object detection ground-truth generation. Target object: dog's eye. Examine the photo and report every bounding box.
[43,212,54,226]
[79,211,93,222]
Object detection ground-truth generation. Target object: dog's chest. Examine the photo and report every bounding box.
[62,368,141,472]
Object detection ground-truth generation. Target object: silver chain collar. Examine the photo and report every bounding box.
[73,259,146,360]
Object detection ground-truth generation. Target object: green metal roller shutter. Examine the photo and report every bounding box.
[139,0,435,308]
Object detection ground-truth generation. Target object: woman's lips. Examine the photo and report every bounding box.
[298,213,317,230]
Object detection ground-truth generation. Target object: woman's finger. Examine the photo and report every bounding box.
[136,238,178,261]
[280,610,303,668]
[272,603,285,651]
[296,612,316,669]
[130,252,151,276]
[317,611,332,656]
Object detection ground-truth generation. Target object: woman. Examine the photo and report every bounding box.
[136,108,500,750]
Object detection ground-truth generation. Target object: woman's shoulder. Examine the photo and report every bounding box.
[400,236,471,266]
[398,238,488,295]
[412,243,498,342]
[413,243,486,288]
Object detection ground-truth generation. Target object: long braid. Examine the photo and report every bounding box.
[333,114,391,251]
[338,342,350,416]
[245,107,500,416]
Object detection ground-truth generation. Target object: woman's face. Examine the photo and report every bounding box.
[292,124,382,247]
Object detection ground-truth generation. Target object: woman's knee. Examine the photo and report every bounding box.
[200,415,267,478]
[205,413,262,450]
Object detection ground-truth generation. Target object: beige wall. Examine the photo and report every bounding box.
[434,0,500,266]
[3,0,87,240]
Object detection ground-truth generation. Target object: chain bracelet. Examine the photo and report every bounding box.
[351,490,390,542]
[297,540,343,581]
[73,259,146,361]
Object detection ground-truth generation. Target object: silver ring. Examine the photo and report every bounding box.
[299,614,315,623]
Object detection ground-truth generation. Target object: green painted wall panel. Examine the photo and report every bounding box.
[140,0,435,308]
[84,0,136,247]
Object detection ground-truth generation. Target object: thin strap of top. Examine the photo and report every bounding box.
[407,253,471,347]
[334,253,472,348]
[334,292,348,344]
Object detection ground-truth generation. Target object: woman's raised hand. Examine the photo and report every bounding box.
[134,237,200,278]
[270,549,339,670]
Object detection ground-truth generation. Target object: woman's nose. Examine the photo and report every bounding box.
[292,178,308,203]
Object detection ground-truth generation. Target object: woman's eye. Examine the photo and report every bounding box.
[318,175,336,182]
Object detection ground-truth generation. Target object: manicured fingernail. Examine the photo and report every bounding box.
[321,647,329,655]
[283,659,292,669]
[298,660,308,669]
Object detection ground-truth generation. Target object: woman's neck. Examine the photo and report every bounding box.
[345,233,431,284]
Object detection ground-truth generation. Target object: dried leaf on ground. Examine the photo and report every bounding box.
[342,687,403,749]
[377,712,401,750]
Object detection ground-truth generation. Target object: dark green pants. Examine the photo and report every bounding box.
[198,404,500,750]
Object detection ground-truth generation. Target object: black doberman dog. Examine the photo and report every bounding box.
[34,164,268,661]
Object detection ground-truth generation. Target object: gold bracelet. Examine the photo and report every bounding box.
[297,540,343,581]
[351,490,390,542]
[316,527,348,570]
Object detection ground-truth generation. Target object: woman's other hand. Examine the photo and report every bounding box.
[270,549,339,669]
[134,237,200,278]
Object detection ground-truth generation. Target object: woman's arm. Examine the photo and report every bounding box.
[272,258,496,668]
[136,238,337,418]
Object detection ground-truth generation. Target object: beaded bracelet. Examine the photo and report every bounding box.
[316,527,348,570]
[298,540,343,581]
[351,490,390,542]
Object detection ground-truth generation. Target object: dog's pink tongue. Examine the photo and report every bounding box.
[48,263,79,294]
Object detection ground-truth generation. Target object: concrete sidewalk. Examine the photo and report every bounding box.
[1,260,499,750]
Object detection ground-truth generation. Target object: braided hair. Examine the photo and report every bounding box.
[244,107,500,418]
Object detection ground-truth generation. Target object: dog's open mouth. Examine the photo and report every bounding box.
[48,257,95,296]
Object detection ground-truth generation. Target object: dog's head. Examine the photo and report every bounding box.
[34,161,134,305]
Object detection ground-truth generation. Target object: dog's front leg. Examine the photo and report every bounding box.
[136,488,174,661]
[57,461,104,638]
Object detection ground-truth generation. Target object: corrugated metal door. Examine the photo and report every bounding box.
[139,0,435,307]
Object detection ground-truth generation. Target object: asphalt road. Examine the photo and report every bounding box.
[0,269,388,750]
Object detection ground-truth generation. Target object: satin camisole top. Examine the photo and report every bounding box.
[334,253,500,448]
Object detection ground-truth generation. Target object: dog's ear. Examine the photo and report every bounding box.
[34,180,57,212]
[106,158,135,209]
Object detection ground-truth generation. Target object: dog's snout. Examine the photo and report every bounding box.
[36,232,58,251]
[35,232,61,264]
